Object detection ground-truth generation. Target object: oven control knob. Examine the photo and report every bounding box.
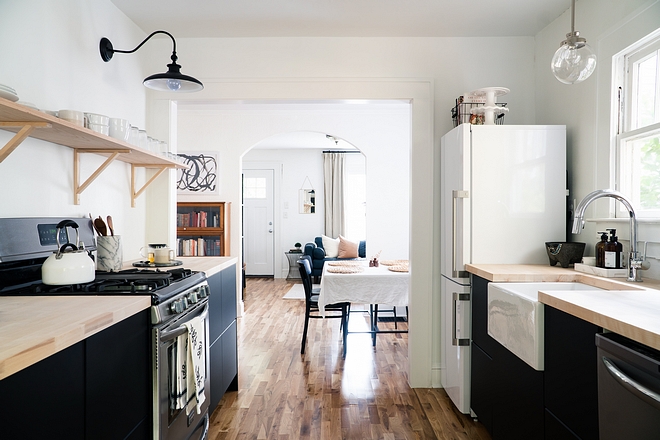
[198,288,208,299]
[188,292,198,304]
[170,300,183,314]
[182,297,189,310]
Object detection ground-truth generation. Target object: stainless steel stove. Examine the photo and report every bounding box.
[0,217,210,440]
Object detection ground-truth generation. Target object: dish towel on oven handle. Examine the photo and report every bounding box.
[171,332,188,410]
[184,315,206,415]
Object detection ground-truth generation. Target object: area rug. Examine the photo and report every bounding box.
[282,283,319,300]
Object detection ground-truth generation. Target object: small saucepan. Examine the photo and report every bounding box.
[42,220,95,285]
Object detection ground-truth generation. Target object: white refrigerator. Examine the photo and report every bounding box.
[440,124,566,414]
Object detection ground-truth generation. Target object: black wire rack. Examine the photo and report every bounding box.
[451,100,507,127]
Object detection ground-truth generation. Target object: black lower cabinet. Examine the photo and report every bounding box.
[471,342,494,434]
[207,263,238,411]
[0,309,150,440]
[544,305,600,440]
[545,408,581,440]
[493,344,544,440]
[86,310,151,440]
[0,339,86,439]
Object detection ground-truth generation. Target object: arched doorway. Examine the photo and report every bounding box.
[242,131,368,278]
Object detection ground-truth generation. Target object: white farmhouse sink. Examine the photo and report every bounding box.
[487,282,604,371]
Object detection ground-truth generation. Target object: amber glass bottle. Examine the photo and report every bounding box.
[595,231,608,268]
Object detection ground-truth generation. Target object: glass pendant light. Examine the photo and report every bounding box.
[551,0,596,84]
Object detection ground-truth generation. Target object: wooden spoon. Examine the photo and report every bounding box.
[90,213,102,236]
[106,215,114,236]
[94,216,107,236]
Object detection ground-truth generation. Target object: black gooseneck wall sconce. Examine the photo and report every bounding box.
[100,30,203,92]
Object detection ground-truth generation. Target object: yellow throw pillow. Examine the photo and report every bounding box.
[337,235,359,259]
[321,235,340,258]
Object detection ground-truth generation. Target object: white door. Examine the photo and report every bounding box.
[243,169,274,275]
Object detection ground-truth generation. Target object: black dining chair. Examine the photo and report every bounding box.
[298,257,350,358]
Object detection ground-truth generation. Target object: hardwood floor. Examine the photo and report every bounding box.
[208,277,491,439]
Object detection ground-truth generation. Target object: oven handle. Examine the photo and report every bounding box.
[160,304,209,343]
[190,413,209,440]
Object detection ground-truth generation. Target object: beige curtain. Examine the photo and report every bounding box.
[323,152,345,238]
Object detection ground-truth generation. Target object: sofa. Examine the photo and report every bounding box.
[304,236,366,283]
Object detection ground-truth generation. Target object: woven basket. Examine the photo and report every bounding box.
[380,259,409,266]
[327,265,364,274]
[387,265,409,273]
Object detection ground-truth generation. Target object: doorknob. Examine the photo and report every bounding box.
[269,229,273,233]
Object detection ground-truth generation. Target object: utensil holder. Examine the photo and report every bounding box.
[97,236,123,271]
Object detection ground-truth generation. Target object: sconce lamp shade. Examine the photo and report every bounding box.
[143,63,204,92]
[550,0,596,85]
[100,31,203,93]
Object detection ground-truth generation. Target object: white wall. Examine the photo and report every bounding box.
[535,0,660,279]
[0,0,156,260]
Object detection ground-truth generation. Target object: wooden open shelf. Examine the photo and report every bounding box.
[0,98,183,206]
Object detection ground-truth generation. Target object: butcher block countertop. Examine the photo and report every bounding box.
[1,256,238,381]
[466,264,660,351]
[173,256,238,277]
[0,296,150,380]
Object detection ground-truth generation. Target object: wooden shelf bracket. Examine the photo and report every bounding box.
[73,149,130,205]
[131,164,169,208]
[0,122,52,163]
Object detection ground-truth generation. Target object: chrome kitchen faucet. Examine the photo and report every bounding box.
[572,189,648,282]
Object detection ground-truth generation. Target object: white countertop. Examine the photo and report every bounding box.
[466,264,660,351]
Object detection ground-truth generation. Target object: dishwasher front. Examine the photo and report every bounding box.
[596,332,660,440]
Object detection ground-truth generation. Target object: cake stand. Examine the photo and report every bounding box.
[469,87,509,125]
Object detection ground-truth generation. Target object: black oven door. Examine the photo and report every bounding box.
[155,300,210,440]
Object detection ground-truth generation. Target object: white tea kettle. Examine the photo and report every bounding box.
[42,220,95,285]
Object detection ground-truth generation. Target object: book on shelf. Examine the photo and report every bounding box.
[177,210,220,228]
[177,237,222,257]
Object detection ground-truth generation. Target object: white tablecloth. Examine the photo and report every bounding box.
[318,262,409,316]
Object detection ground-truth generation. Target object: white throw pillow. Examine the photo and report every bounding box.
[321,235,340,258]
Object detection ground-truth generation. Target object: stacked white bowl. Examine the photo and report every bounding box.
[108,118,130,142]
[58,109,85,127]
[84,113,110,135]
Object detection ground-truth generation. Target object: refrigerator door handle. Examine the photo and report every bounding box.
[452,292,471,346]
[452,190,469,278]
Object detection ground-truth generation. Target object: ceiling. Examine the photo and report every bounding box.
[111,0,570,38]
[112,0,571,149]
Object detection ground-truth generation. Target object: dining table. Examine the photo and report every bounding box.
[318,260,410,350]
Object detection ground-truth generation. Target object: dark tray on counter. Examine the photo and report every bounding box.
[132,260,183,268]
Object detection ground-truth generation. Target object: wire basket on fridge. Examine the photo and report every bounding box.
[451,101,507,127]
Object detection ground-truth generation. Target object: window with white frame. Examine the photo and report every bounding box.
[614,28,660,218]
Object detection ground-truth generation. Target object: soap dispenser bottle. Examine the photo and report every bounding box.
[596,231,608,268]
[604,229,621,269]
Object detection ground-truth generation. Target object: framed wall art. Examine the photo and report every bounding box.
[176,152,219,195]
